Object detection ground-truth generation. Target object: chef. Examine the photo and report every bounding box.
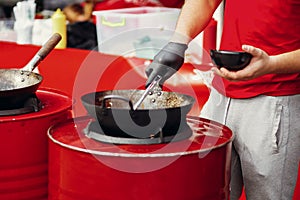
[145,0,300,199]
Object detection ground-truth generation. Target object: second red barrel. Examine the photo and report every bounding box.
[0,88,72,200]
[48,116,233,200]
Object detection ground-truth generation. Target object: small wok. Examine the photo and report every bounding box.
[81,90,195,138]
[0,33,61,109]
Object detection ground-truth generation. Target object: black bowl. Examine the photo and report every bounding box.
[210,50,252,71]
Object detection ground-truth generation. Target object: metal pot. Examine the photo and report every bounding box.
[0,33,61,109]
[0,69,43,109]
[81,90,195,138]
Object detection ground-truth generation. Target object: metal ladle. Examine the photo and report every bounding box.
[133,75,162,110]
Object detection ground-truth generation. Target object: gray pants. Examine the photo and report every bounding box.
[200,88,300,200]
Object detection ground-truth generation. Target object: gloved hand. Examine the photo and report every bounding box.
[145,42,188,87]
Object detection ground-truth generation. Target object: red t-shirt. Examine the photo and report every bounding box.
[212,0,300,98]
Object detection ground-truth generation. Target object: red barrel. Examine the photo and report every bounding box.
[48,116,233,200]
[0,88,73,200]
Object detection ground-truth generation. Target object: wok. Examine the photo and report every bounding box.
[0,33,61,109]
[81,90,195,138]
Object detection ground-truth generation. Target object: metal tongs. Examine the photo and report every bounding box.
[133,75,162,110]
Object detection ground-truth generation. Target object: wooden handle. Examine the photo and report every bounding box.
[37,33,62,59]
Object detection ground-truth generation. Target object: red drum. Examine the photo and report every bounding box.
[48,116,233,200]
[0,88,73,200]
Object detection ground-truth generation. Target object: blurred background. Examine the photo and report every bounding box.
[0,0,83,18]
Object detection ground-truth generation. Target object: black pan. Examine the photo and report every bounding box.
[81,90,195,138]
[0,33,61,109]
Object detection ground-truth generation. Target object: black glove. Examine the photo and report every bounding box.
[145,42,188,87]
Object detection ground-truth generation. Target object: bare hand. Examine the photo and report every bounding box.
[212,45,272,81]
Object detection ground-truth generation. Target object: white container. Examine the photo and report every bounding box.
[0,20,17,42]
[93,7,180,58]
[32,19,53,46]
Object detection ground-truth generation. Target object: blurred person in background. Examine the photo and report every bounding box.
[145,0,300,199]
[44,0,82,10]
[0,0,20,18]
[63,2,97,50]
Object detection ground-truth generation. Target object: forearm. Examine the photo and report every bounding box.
[171,0,222,44]
[269,49,300,73]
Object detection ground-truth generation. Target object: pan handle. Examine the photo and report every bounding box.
[36,33,62,59]
[22,33,62,72]
[101,95,134,110]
